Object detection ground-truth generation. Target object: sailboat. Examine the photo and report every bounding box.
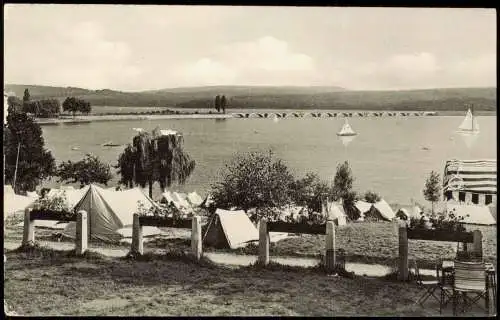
[457,107,479,134]
[337,118,357,136]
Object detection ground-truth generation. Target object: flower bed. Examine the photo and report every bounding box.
[30,209,76,222]
[267,221,326,234]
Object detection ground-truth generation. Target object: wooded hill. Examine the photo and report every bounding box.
[4,84,496,111]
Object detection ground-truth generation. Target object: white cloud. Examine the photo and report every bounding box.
[5,20,141,90]
[176,36,316,86]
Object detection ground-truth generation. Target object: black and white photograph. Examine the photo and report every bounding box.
[3,4,497,317]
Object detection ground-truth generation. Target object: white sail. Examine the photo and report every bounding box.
[337,119,356,136]
[457,108,479,133]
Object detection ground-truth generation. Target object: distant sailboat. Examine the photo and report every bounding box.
[457,107,479,134]
[337,118,357,136]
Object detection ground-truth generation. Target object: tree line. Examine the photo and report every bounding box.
[6,88,92,118]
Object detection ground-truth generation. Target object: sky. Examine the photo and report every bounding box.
[3,5,497,91]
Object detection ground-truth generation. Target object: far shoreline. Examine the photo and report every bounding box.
[34,109,496,125]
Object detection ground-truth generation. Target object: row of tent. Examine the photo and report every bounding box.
[3,184,210,243]
[4,184,496,250]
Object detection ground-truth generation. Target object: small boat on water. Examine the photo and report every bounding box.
[102,141,122,147]
[71,146,80,151]
[457,107,479,134]
[337,118,357,136]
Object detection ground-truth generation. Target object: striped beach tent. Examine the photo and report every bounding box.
[443,159,497,205]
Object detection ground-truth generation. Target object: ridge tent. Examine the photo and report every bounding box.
[5,185,15,195]
[161,191,193,212]
[46,186,90,210]
[187,192,204,207]
[62,184,163,242]
[354,200,372,221]
[446,202,496,225]
[173,192,191,209]
[4,191,38,220]
[326,201,347,226]
[203,209,259,249]
[365,199,395,221]
[396,205,423,220]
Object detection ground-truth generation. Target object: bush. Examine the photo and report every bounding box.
[409,208,467,232]
[363,191,381,203]
[211,150,295,222]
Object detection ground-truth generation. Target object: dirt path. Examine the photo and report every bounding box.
[4,239,436,277]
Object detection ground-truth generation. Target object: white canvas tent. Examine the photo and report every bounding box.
[326,202,347,226]
[396,205,422,220]
[365,199,396,221]
[446,202,496,225]
[354,200,372,221]
[161,191,193,212]
[203,209,259,249]
[173,192,191,208]
[46,186,90,210]
[4,189,38,220]
[62,184,163,242]
[187,192,204,207]
[5,185,15,195]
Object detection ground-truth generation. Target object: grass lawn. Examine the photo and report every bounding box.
[202,222,497,270]
[3,246,469,316]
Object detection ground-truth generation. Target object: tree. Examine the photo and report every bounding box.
[333,161,359,221]
[4,107,55,193]
[220,95,227,114]
[333,161,354,200]
[423,171,441,214]
[115,127,196,198]
[62,97,91,117]
[55,153,113,188]
[211,150,295,221]
[214,95,221,112]
[7,96,23,113]
[22,89,30,109]
[363,191,381,203]
[291,172,332,213]
[343,190,360,221]
[116,144,136,188]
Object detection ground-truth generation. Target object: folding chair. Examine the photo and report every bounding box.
[410,260,441,307]
[452,260,489,316]
[437,261,454,314]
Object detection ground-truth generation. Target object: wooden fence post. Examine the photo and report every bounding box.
[325,221,336,273]
[398,220,409,281]
[131,214,143,255]
[472,230,483,256]
[258,218,269,266]
[22,208,35,246]
[75,210,88,255]
[191,216,202,260]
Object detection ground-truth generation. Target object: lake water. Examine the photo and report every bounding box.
[41,115,496,205]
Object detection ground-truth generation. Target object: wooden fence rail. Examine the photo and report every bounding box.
[131,214,202,260]
[22,208,87,255]
[397,220,482,281]
[259,219,338,273]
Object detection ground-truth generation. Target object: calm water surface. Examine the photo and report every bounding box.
[41,115,496,204]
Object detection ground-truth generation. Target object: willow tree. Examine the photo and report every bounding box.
[115,127,195,198]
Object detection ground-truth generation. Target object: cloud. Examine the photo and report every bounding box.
[4,20,141,90]
[176,36,316,86]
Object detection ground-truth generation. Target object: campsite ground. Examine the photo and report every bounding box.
[4,215,496,271]
[4,246,493,317]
